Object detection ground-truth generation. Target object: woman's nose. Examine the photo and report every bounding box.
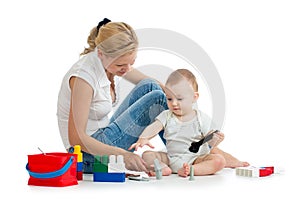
[122,64,132,72]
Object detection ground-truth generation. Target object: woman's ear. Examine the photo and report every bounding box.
[97,49,103,59]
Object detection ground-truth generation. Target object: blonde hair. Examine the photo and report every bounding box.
[81,21,138,58]
[166,69,198,92]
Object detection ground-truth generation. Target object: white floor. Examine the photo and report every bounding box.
[22,167,296,200]
[17,135,298,200]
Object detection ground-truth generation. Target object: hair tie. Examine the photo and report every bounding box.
[96,18,111,31]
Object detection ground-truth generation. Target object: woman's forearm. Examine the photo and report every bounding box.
[70,132,127,156]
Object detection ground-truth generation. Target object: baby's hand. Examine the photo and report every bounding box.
[208,131,224,148]
[128,138,154,151]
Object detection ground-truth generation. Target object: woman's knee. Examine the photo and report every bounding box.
[148,90,166,100]
[136,90,167,111]
[137,78,162,91]
[147,90,168,114]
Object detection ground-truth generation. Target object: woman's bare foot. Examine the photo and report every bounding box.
[211,147,250,168]
[226,160,250,168]
[178,163,190,177]
[224,156,250,168]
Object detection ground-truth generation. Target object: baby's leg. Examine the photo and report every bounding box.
[142,151,172,176]
[192,153,226,176]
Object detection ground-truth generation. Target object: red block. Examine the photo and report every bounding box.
[77,171,83,180]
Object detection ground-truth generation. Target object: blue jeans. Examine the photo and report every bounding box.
[80,79,168,173]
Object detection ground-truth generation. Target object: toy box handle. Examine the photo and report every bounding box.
[26,156,74,179]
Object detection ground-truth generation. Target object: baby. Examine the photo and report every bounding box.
[129,69,227,177]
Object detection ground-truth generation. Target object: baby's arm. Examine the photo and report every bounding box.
[128,120,164,151]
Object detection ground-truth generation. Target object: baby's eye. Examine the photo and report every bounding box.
[177,98,183,101]
[167,98,172,101]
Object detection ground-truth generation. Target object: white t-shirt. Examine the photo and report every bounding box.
[156,109,217,157]
[57,50,119,149]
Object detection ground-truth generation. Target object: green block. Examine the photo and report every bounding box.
[93,155,108,172]
[102,155,108,165]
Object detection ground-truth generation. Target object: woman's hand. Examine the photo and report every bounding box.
[123,151,148,172]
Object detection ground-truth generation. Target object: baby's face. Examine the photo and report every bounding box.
[165,79,197,117]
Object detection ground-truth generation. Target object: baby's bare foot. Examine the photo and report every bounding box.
[162,166,172,176]
[178,163,190,177]
[148,165,172,176]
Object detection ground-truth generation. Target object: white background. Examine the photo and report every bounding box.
[1,0,299,199]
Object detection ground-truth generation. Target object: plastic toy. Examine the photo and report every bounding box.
[26,152,78,187]
[153,158,162,180]
[189,165,195,181]
[108,155,126,173]
[189,130,218,153]
[93,155,125,182]
[128,174,150,181]
[235,166,279,177]
[73,145,83,180]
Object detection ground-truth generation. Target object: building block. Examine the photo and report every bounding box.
[189,165,195,181]
[93,172,125,182]
[108,155,126,173]
[235,166,276,177]
[93,155,108,172]
[153,158,162,180]
[76,171,83,180]
[73,145,82,162]
[73,145,83,180]
[77,162,83,171]
[93,155,125,182]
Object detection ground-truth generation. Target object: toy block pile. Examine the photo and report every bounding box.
[73,145,83,180]
[93,154,126,182]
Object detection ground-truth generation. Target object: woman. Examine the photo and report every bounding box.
[57,18,249,174]
[57,18,167,173]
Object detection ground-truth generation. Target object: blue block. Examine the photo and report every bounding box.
[93,172,125,182]
[77,162,83,171]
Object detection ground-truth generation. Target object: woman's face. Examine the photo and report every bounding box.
[99,51,137,77]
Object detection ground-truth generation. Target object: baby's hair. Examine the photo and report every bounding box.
[166,69,198,92]
[81,20,138,58]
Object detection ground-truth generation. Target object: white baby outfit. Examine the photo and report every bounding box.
[156,109,217,173]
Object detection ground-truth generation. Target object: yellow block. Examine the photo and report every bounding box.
[73,145,83,162]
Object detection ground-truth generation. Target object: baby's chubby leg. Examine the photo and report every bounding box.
[142,151,172,176]
[185,154,226,176]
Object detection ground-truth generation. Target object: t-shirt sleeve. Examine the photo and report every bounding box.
[70,67,98,97]
[199,110,219,135]
[155,110,169,128]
